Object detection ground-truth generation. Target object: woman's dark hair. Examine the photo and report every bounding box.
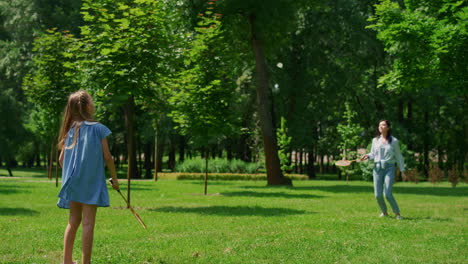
[375,120,392,144]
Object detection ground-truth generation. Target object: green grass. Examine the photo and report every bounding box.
[0,171,467,263]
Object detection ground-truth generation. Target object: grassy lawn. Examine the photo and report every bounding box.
[0,170,467,263]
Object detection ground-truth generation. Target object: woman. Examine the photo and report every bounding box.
[362,120,406,220]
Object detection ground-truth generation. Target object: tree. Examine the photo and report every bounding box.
[336,103,364,182]
[216,0,314,185]
[0,89,26,176]
[276,117,292,173]
[22,29,78,185]
[78,0,176,204]
[170,14,239,194]
[369,0,468,176]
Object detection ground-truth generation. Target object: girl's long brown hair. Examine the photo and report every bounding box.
[58,90,96,150]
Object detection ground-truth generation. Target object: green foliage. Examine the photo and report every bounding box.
[336,103,365,179]
[276,117,292,173]
[78,0,175,104]
[169,15,239,146]
[22,29,78,115]
[337,103,363,157]
[368,0,467,94]
[0,89,26,162]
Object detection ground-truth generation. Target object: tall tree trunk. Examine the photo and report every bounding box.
[307,149,316,179]
[35,142,41,167]
[179,135,185,162]
[299,149,303,174]
[319,155,324,174]
[48,138,54,179]
[423,110,429,179]
[55,142,59,187]
[249,14,291,186]
[6,159,13,176]
[154,126,159,181]
[137,138,143,176]
[204,154,208,195]
[168,134,176,172]
[54,114,60,187]
[144,142,152,179]
[156,131,165,173]
[407,99,414,149]
[226,138,233,160]
[124,96,138,207]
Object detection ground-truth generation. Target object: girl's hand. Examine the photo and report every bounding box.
[401,172,407,182]
[110,178,120,191]
[361,154,369,161]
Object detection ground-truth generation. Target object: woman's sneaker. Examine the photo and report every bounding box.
[379,213,388,217]
[396,215,403,220]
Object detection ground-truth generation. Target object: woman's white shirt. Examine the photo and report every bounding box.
[367,136,405,172]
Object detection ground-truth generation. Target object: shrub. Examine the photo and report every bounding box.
[176,157,262,174]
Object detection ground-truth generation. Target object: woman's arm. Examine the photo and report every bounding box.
[102,138,119,190]
[394,139,405,172]
[362,138,376,160]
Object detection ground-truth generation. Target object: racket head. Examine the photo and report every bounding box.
[335,160,352,167]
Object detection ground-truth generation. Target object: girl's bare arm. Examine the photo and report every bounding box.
[102,138,119,190]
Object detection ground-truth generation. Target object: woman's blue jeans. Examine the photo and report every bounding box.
[373,162,400,214]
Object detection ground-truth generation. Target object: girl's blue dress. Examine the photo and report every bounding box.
[57,121,112,209]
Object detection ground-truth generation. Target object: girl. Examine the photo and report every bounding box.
[362,120,406,220]
[57,90,119,264]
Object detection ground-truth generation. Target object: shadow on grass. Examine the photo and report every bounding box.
[0,167,49,178]
[0,185,32,195]
[242,184,468,197]
[148,205,309,217]
[186,181,238,186]
[0,207,39,216]
[221,191,325,199]
[403,216,453,222]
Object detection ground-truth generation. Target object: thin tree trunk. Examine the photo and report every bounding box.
[144,142,152,179]
[204,154,208,195]
[249,14,291,186]
[124,96,138,207]
[55,142,59,187]
[168,134,176,172]
[294,150,298,173]
[6,159,13,176]
[179,135,185,162]
[226,139,233,160]
[156,131,165,173]
[307,149,316,179]
[48,138,54,179]
[154,126,159,181]
[299,149,303,174]
[35,142,41,167]
[137,138,143,176]
[423,110,429,179]
[320,155,324,174]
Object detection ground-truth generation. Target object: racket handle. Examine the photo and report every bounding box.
[108,178,120,191]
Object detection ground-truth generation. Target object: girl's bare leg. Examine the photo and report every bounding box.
[63,201,82,264]
[81,204,97,264]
